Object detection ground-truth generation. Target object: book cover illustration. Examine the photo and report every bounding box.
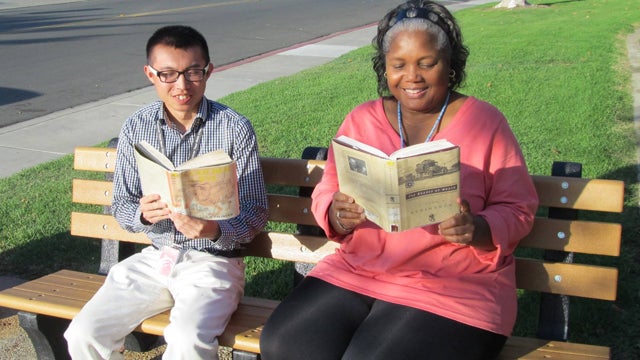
[333,136,460,232]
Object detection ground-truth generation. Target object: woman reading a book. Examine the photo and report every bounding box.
[260,1,538,359]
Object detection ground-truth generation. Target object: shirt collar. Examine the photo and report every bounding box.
[158,96,209,131]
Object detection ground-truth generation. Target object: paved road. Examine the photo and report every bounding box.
[0,0,412,128]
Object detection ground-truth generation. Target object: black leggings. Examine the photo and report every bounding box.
[260,277,507,360]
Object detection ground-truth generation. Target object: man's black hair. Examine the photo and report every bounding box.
[146,25,211,65]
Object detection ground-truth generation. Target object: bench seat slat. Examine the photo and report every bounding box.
[231,328,612,359]
[7,281,97,301]
[48,269,105,284]
[0,269,280,349]
[0,270,104,319]
[1,271,613,358]
[0,287,88,319]
[498,336,610,359]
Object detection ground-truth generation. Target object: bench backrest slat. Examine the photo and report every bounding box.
[72,179,318,226]
[518,218,621,256]
[515,259,618,301]
[71,147,623,302]
[73,147,624,212]
[72,179,112,206]
[71,212,150,244]
[267,194,315,226]
[245,232,338,264]
[531,175,624,213]
[261,157,325,187]
[73,147,116,172]
[70,209,621,258]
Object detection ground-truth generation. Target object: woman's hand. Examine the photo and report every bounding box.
[438,199,495,250]
[329,192,365,234]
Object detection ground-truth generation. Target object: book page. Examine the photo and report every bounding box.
[134,150,173,204]
[390,139,456,160]
[333,135,391,159]
[134,140,175,170]
[332,139,399,231]
[176,149,232,171]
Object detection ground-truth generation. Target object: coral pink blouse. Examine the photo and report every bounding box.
[310,97,539,336]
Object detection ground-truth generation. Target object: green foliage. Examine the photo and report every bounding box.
[1,0,638,357]
[0,156,101,277]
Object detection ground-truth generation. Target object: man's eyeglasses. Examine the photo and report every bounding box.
[148,66,208,83]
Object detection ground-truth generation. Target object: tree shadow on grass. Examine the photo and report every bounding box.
[0,233,101,280]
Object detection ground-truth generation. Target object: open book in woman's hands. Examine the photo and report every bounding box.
[332,135,460,232]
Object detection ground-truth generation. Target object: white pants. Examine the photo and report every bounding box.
[64,246,245,360]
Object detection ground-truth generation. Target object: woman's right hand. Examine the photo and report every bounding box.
[329,192,365,234]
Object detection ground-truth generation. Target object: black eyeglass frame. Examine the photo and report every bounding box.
[147,65,208,83]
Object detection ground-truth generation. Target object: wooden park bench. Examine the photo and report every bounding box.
[0,142,624,359]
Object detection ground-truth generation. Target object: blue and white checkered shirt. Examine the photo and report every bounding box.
[111,97,268,253]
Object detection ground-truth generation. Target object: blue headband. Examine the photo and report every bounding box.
[389,7,448,34]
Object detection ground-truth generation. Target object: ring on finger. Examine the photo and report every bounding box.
[337,210,342,219]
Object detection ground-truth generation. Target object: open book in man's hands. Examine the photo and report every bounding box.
[134,140,239,220]
[332,135,460,232]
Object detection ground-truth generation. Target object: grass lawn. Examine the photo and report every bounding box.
[1,0,639,358]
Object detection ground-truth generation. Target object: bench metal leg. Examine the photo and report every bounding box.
[536,161,581,341]
[18,311,69,360]
[294,146,329,287]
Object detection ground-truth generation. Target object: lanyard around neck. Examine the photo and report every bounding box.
[155,117,204,160]
[397,91,450,148]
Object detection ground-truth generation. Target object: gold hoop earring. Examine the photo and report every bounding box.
[384,72,387,78]
[449,69,456,81]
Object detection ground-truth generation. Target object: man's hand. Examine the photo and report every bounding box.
[170,213,220,240]
[139,194,171,224]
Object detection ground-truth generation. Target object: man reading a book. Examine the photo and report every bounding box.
[65,25,268,359]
